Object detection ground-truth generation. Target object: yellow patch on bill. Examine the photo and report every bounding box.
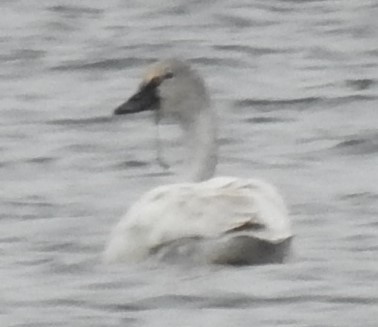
[143,63,168,84]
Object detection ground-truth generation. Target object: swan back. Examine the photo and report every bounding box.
[104,177,292,264]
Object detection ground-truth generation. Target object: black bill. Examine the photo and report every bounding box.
[113,80,160,115]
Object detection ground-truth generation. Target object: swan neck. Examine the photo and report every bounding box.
[181,106,217,182]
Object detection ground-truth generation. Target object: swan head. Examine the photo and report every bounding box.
[114,58,209,123]
[114,58,217,182]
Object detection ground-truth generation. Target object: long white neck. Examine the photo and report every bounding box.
[180,105,218,182]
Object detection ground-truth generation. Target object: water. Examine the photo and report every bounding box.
[1,0,378,326]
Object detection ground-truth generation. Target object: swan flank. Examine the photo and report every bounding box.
[104,58,293,265]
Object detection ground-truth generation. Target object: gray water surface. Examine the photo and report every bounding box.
[1,1,378,326]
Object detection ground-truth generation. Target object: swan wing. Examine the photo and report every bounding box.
[104,177,291,263]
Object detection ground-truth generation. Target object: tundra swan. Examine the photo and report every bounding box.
[104,58,292,265]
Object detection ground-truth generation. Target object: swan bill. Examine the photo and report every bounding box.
[114,79,161,115]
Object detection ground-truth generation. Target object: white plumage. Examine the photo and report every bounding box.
[104,59,292,265]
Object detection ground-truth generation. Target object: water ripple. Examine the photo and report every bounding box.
[345,79,375,91]
[234,95,377,109]
[213,45,293,56]
[48,5,104,16]
[50,58,149,72]
[47,116,114,126]
[333,135,378,155]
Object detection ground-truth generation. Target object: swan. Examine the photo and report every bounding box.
[104,58,293,265]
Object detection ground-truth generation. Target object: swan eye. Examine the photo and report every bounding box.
[164,72,174,79]
[149,76,162,87]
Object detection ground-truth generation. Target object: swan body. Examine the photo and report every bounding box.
[104,58,292,265]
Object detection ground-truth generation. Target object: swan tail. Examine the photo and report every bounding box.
[208,235,293,266]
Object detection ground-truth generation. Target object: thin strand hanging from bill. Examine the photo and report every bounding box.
[154,108,170,169]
